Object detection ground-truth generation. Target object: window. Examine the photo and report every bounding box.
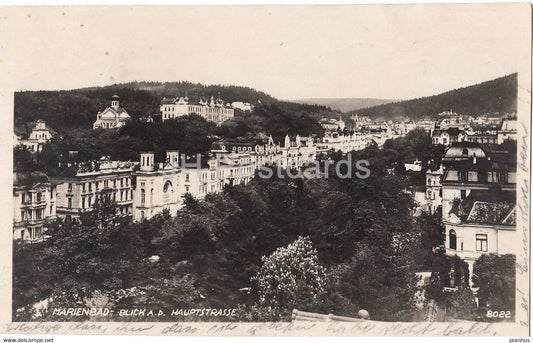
[113,180,117,188]
[21,194,25,204]
[67,198,72,209]
[68,183,72,192]
[141,189,145,205]
[20,211,25,221]
[89,183,92,192]
[140,211,145,219]
[150,189,153,204]
[448,229,457,250]
[82,183,86,192]
[460,189,466,199]
[36,192,42,202]
[476,234,488,252]
[459,171,468,182]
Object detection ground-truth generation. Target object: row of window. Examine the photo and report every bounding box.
[77,177,131,193]
[20,208,48,221]
[448,230,488,252]
[20,191,52,204]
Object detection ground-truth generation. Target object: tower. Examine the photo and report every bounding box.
[140,152,154,171]
[111,94,120,110]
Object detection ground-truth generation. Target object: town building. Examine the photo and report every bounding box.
[468,133,498,145]
[54,158,137,218]
[132,150,256,221]
[161,95,234,124]
[441,145,516,280]
[133,151,182,221]
[231,101,253,112]
[497,119,518,144]
[13,171,57,242]
[319,117,345,131]
[431,128,468,146]
[315,131,371,154]
[93,95,131,129]
[17,120,55,152]
[425,165,444,214]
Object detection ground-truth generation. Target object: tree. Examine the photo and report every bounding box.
[252,236,327,318]
[472,254,515,311]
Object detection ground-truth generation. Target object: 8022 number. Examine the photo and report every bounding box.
[486,310,511,318]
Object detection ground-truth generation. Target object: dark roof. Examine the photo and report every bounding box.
[13,171,50,187]
[448,190,515,225]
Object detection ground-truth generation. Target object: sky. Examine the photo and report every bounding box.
[0,4,529,100]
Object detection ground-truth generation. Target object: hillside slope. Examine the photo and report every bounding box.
[353,73,517,120]
[292,98,399,113]
[14,81,331,133]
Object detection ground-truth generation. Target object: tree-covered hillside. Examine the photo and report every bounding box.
[14,81,332,134]
[353,73,517,120]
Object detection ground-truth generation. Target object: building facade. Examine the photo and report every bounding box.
[54,159,137,218]
[17,120,54,152]
[441,148,516,280]
[13,171,57,242]
[93,95,131,129]
[161,96,234,124]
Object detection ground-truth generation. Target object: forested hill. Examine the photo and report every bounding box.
[14,81,332,133]
[352,73,517,120]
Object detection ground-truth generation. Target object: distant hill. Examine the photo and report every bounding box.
[14,81,332,133]
[291,98,399,113]
[352,73,517,120]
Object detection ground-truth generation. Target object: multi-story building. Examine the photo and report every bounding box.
[54,159,137,218]
[17,120,55,152]
[468,133,498,145]
[441,147,516,279]
[497,119,518,144]
[431,128,468,145]
[319,117,345,131]
[425,165,444,214]
[93,95,131,129]
[132,150,256,221]
[13,171,57,242]
[315,131,371,154]
[133,151,182,221]
[160,95,234,124]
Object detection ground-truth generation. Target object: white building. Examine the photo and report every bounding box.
[133,151,182,221]
[441,151,516,283]
[497,119,518,144]
[161,95,234,124]
[425,165,444,214]
[54,158,137,218]
[17,120,54,152]
[93,95,131,129]
[13,171,57,242]
[231,101,253,112]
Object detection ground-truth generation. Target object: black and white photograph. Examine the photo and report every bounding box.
[0,3,531,339]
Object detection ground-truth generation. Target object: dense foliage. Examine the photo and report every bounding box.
[14,82,331,134]
[14,144,434,322]
[354,73,517,120]
[472,254,516,312]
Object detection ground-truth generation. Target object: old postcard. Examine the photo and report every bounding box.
[0,3,530,341]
